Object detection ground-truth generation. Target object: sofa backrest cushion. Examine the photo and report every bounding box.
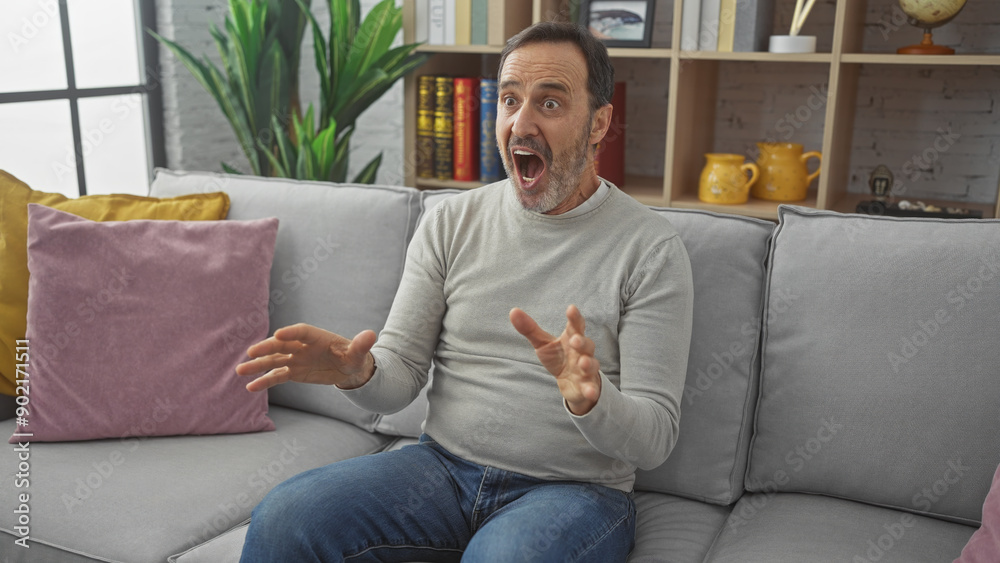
[149,170,421,431]
[746,205,1000,525]
[634,208,774,504]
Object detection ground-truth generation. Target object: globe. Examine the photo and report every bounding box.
[897,0,967,54]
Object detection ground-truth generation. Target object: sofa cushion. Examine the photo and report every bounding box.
[12,205,277,443]
[149,170,422,431]
[0,169,230,397]
[627,492,732,563]
[0,406,391,563]
[747,206,1000,525]
[634,208,774,505]
[704,493,975,562]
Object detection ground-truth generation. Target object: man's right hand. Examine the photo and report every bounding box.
[236,324,377,393]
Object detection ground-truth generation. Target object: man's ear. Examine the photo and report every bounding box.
[588,103,614,147]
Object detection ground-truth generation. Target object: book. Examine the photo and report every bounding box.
[595,82,626,188]
[443,0,456,45]
[734,0,775,52]
[428,0,446,44]
[479,78,502,183]
[433,76,454,180]
[455,0,471,45]
[453,78,479,181]
[680,0,702,52]
[416,75,436,179]
[717,0,738,52]
[471,0,488,45]
[698,0,722,51]
[414,0,429,43]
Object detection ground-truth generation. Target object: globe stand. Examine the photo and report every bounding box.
[897,29,955,55]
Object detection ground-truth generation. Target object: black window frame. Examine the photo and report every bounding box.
[0,0,166,196]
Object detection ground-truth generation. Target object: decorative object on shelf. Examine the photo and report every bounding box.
[769,0,816,53]
[752,142,821,202]
[856,199,983,218]
[579,0,655,48]
[869,164,894,201]
[699,153,761,204]
[896,0,967,55]
[769,34,816,53]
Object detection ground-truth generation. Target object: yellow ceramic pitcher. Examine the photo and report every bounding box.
[752,142,822,202]
[698,154,760,205]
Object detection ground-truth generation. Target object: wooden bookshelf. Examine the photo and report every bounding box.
[402,0,1000,220]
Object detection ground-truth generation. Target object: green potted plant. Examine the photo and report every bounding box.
[152,0,427,183]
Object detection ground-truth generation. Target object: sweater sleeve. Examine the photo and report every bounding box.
[339,206,448,414]
[567,234,694,470]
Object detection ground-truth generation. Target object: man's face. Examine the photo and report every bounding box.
[497,42,608,214]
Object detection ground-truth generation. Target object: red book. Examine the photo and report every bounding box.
[453,77,480,181]
[595,81,626,188]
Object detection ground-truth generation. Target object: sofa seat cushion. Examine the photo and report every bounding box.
[149,169,422,432]
[705,493,976,562]
[627,492,731,563]
[0,406,391,563]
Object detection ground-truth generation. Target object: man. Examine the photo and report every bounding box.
[238,21,693,562]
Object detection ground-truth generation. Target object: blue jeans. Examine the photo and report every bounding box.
[240,435,636,562]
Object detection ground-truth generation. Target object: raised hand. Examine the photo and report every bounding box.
[236,323,377,392]
[509,305,601,415]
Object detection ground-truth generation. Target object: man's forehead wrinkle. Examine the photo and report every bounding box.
[500,47,586,94]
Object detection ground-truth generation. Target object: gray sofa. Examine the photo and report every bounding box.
[2,169,998,562]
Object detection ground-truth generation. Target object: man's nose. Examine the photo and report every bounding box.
[511,104,540,139]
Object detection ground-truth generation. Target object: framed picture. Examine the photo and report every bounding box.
[578,0,655,48]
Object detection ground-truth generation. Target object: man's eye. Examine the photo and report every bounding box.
[502,97,517,107]
[543,100,559,110]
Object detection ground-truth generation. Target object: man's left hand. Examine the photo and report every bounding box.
[510,305,601,415]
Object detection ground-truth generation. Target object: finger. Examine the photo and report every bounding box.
[246,337,304,360]
[236,353,292,377]
[245,367,291,393]
[569,333,596,357]
[509,308,555,349]
[346,330,377,364]
[565,304,586,336]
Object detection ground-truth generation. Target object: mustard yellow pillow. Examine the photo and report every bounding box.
[0,170,231,396]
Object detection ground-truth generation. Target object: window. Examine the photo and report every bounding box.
[0,0,165,196]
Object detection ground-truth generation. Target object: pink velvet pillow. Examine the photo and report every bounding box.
[9,204,278,443]
[955,461,1000,562]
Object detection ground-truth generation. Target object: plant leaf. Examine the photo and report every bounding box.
[352,152,382,184]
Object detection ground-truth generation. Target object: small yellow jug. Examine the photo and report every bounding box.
[751,142,822,202]
[699,153,760,205]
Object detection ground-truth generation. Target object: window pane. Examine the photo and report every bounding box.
[78,94,150,195]
[67,0,141,89]
[0,1,68,93]
[0,100,78,196]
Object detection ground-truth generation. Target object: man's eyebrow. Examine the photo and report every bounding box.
[498,80,570,95]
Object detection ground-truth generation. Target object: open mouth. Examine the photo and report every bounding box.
[512,148,546,190]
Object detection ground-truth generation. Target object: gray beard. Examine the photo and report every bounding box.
[503,122,593,214]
